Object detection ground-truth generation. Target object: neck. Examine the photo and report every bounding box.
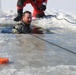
[21,20,30,26]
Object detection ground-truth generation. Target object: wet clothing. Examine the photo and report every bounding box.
[17,0,47,17]
[12,21,43,34]
[12,21,31,34]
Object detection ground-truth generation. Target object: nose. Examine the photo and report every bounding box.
[29,17,32,21]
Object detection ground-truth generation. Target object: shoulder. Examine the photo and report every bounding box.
[12,22,23,34]
[15,21,25,29]
[15,23,23,29]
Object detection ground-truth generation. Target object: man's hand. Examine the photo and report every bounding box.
[40,5,46,11]
[32,0,36,2]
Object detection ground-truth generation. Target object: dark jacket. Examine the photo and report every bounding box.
[12,21,31,34]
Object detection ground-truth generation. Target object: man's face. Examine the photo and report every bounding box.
[22,13,32,24]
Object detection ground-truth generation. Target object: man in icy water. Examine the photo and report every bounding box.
[12,11,43,34]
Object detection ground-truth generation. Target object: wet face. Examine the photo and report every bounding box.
[22,13,32,25]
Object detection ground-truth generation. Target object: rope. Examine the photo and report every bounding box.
[31,34,76,55]
[55,16,76,24]
[45,15,76,24]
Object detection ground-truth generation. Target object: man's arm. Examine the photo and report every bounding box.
[12,24,22,34]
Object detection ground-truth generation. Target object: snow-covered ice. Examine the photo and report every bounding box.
[0,10,76,75]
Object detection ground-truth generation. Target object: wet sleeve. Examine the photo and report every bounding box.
[12,25,22,34]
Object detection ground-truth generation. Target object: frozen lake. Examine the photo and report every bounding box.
[0,33,76,75]
[0,10,76,75]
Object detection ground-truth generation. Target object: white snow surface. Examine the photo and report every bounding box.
[0,9,76,32]
[0,65,76,75]
[0,10,76,40]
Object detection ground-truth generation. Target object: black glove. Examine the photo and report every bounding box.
[32,0,36,2]
[36,13,45,18]
[40,5,46,11]
[17,0,26,7]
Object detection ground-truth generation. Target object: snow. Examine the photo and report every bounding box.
[0,10,76,75]
[0,65,76,75]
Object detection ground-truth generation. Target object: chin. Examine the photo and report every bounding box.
[27,23,30,24]
[27,22,31,24]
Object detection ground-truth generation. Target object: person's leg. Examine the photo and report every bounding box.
[14,0,26,21]
[31,0,45,18]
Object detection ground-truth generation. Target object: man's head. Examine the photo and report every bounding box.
[22,11,32,24]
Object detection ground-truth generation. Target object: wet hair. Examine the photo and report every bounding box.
[23,11,31,16]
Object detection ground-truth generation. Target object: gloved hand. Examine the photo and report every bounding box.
[40,5,46,11]
[36,13,45,18]
[32,0,36,2]
[17,0,26,7]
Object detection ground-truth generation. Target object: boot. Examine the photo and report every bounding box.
[14,9,23,21]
